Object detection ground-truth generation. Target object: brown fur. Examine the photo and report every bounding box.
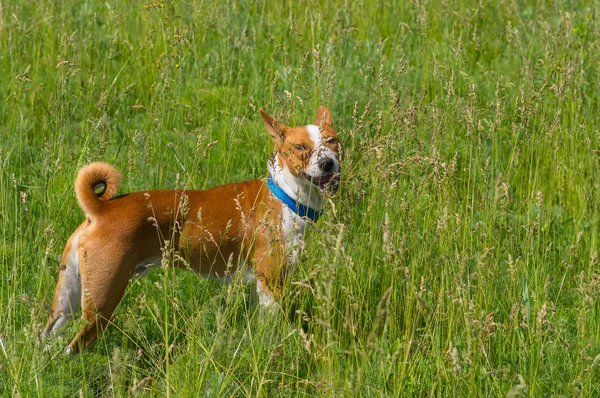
[43,106,339,353]
[45,175,285,352]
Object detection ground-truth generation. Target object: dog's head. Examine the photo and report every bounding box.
[261,106,341,194]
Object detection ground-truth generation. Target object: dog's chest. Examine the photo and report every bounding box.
[281,206,308,265]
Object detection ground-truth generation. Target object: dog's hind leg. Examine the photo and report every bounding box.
[42,228,83,341]
[66,248,135,354]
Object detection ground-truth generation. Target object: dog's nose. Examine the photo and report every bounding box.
[318,158,335,173]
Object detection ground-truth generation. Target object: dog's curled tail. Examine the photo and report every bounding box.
[75,162,122,217]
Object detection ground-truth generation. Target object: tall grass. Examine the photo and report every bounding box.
[1,0,600,395]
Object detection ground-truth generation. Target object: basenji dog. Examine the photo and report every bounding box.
[42,106,341,353]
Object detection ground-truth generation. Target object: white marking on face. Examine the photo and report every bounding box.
[306,124,321,147]
[305,125,340,178]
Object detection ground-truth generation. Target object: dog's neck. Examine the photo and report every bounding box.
[268,154,324,211]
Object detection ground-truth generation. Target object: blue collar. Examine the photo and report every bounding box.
[267,176,321,222]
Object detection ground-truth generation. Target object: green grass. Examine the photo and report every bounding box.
[1,0,600,395]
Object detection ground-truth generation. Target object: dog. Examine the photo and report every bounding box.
[41,106,341,353]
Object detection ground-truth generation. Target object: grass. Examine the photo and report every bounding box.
[1,0,600,395]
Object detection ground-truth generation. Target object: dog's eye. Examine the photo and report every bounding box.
[324,137,337,144]
[293,143,307,151]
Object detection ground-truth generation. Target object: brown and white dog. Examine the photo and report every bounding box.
[42,106,341,353]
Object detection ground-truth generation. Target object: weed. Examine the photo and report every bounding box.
[1,0,600,396]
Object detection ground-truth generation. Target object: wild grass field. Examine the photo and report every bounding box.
[1,0,600,396]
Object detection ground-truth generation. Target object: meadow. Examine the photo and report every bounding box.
[1,0,600,396]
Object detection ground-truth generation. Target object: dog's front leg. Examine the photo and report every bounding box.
[252,246,287,310]
[255,276,280,309]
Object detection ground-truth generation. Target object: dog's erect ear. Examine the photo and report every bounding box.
[314,105,333,127]
[260,109,287,142]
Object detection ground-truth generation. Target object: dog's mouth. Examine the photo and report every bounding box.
[304,172,341,193]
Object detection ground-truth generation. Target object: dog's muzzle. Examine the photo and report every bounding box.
[304,157,341,193]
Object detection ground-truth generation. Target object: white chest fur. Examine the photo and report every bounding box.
[281,206,308,266]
